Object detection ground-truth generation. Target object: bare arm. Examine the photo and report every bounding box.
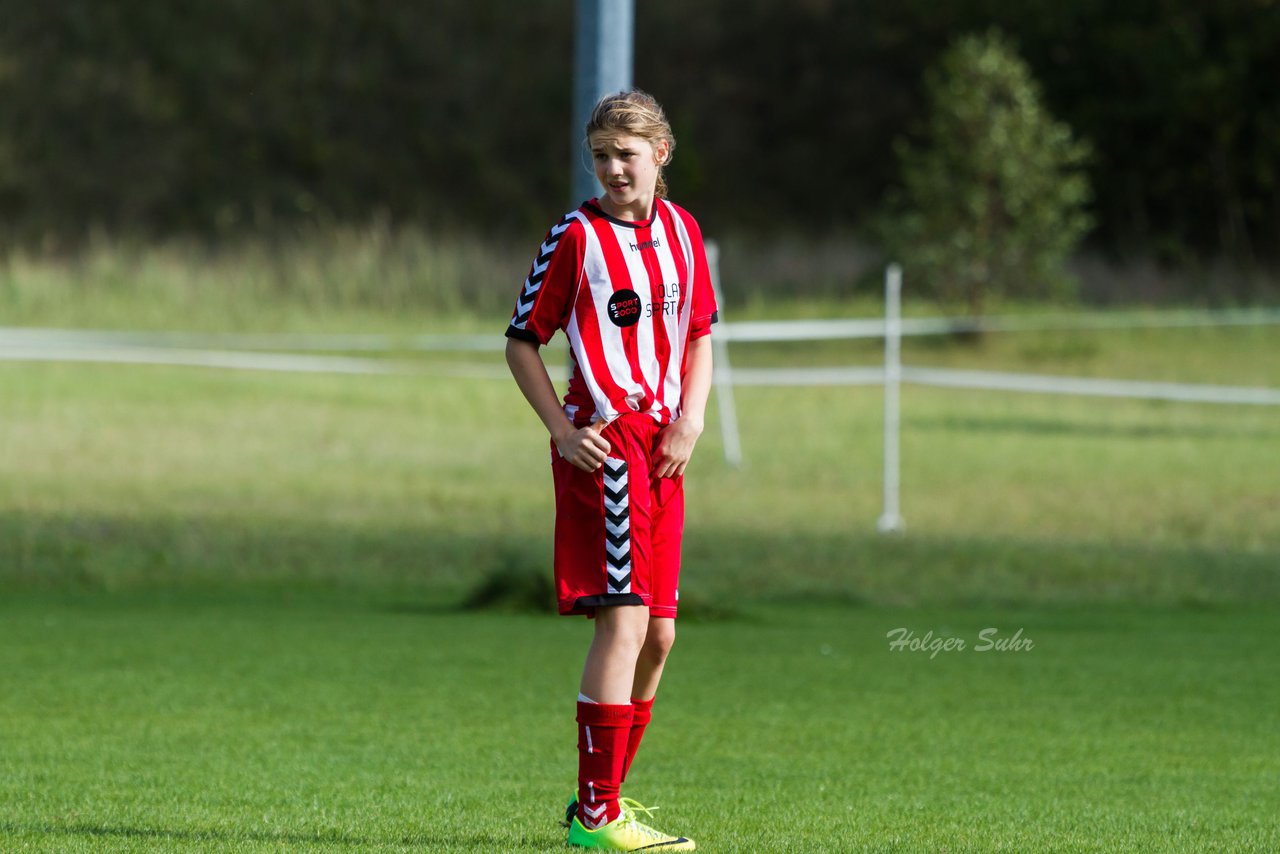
[652,334,713,479]
[505,338,610,471]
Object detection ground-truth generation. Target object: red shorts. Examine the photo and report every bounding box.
[551,413,685,619]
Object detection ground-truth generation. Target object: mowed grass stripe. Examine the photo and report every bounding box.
[1,597,1277,852]
[2,361,1277,602]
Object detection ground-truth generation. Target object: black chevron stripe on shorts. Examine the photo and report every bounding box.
[602,458,632,594]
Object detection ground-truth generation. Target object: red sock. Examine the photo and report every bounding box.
[621,696,654,783]
[576,701,633,829]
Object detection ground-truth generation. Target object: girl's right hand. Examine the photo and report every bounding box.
[555,420,611,472]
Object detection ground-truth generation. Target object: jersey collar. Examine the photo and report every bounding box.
[584,199,658,229]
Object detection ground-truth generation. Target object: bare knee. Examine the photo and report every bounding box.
[640,617,676,666]
[593,605,650,654]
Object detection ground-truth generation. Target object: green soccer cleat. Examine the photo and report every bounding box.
[563,794,579,828]
[566,798,695,851]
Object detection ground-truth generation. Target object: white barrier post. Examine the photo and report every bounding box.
[877,263,906,533]
[705,241,743,467]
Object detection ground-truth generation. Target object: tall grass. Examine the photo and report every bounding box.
[2,227,894,332]
[0,225,531,332]
[5,228,1278,338]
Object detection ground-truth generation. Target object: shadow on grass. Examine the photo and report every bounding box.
[2,509,1278,610]
[459,549,557,614]
[0,510,517,597]
[454,553,746,622]
[683,526,1280,609]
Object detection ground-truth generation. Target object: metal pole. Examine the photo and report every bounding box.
[571,0,634,208]
[877,263,905,533]
[705,241,743,467]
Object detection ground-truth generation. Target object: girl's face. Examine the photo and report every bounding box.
[590,132,669,221]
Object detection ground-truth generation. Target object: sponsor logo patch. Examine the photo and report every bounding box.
[606,289,643,328]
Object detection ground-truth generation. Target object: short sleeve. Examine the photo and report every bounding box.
[505,216,584,346]
[686,218,719,341]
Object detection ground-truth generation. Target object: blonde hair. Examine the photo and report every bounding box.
[586,89,676,199]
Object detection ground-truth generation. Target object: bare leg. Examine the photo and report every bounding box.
[631,616,675,702]
[580,605,650,704]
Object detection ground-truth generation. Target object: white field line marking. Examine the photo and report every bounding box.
[2,323,1274,403]
[719,307,1280,342]
[0,343,572,380]
[0,327,519,352]
[900,367,1280,406]
[0,345,406,375]
[3,342,1272,405]
[727,365,1280,406]
[729,366,886,386]
[5,306,1279,352]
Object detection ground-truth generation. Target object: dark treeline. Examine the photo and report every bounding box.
[2,0,1277,263]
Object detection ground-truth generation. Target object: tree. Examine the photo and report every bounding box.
[879,29,1092,314]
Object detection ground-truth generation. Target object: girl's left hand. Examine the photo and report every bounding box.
[652,417,703,479]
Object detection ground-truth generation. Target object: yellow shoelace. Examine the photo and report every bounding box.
[617,798,667,839]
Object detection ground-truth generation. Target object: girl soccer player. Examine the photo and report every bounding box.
[505,90,714,851]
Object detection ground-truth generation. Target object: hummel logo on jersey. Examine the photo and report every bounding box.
[628,237,660,252]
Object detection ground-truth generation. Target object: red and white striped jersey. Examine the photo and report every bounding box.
[506,198,718,427]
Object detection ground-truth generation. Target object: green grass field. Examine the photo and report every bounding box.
[2,597,1277,852]
[2,316,1279,851]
